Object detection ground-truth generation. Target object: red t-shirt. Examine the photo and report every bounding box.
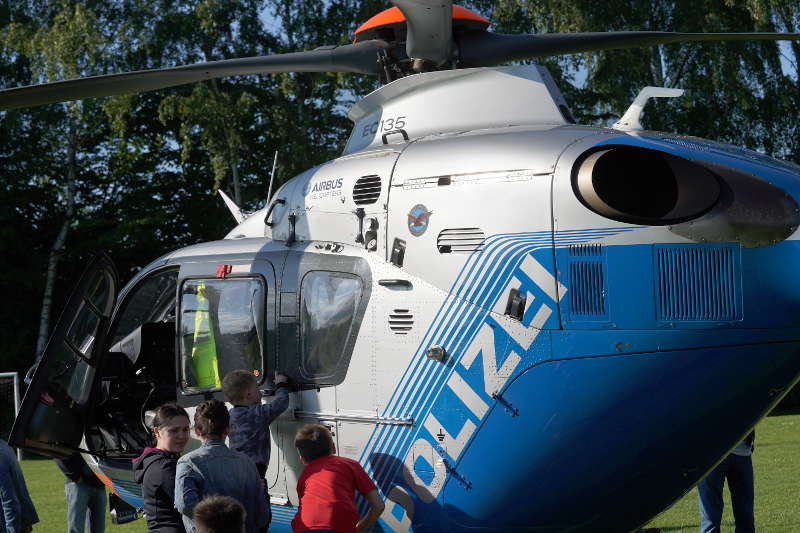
[291,455,377,533]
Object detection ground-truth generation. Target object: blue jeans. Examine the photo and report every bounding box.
[697,453,754,533]
[65,480,106,533]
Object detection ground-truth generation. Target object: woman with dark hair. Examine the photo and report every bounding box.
[133,403,190,533]
[174,400,268,533]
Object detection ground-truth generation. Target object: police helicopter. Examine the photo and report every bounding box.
[5,1,800,531]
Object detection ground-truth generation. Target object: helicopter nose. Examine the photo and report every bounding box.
[442,340,800,532]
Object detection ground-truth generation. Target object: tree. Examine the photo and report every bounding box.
[466,0,800,162]
[263,0,383,182]
[0,0,385,378]
[3,2,114,358]
[151,0,266,206]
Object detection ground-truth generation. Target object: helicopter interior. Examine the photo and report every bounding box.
[87,268,179,458]
[84,265,274,458]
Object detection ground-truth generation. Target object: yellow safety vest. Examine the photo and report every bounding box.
[191,282,221,388]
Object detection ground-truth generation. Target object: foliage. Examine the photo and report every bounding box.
[467,0,800,160]
[0,0,381,376]
[1,0,117,358]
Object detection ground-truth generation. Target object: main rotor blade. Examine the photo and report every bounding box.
[392,0,453,66]
[458,31,800,67]
[0,40,387,111]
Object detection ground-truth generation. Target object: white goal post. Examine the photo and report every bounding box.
[0,372,21,460]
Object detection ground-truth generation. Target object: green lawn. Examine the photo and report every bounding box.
[20,459,146,533]
[643,413,800,532]
[17,414,800,532]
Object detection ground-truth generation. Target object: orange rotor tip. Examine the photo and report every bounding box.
[354,5,490,42]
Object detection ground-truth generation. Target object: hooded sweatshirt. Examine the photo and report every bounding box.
[133,448,186,533]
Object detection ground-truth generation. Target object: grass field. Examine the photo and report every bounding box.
[17,414,800,533]
[20,459,147,533]
[645,413,800,532]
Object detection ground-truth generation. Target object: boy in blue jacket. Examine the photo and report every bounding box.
[222,370,290,478]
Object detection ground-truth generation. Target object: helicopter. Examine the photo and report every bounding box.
[5,1,800,532]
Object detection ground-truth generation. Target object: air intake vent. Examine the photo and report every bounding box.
[353,175,381,205]
[568,244,606,319]
[656,245,741,321]
[389,309,413,334]
[569,243,602,257]
[437,228,486,254]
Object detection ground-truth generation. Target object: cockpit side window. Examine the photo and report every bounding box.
[110,269,179,347]
[179,277,265,392]
[299,271,363,384]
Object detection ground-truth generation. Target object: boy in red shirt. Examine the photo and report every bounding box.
[291,424,385,533]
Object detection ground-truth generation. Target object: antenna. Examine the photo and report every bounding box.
[267,150,279,202]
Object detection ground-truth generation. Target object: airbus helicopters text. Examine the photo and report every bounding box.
[6,2,800,532]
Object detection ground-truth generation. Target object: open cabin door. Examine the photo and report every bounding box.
[10,253,118,458]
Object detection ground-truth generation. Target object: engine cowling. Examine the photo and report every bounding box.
[572,145,720,225]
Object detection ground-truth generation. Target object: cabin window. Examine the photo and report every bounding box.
[179,278,265,392]
[299,271,362,383]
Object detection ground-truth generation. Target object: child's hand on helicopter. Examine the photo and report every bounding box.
[274,372,289,385]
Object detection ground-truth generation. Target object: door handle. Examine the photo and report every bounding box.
[378,279,413,288]
[265,198,286,227]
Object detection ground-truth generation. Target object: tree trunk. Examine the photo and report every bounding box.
[208,79,242,206]
[35,135,77,359]
[230,148,242,205]
[223,123,242,206]
[649,45,665,87]
[775,6,800,80]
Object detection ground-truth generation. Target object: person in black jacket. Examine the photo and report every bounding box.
[54,453,106,533]
[133,404,191,533]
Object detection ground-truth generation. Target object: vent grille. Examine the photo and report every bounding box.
[437,228,486,254]
[568,244,606,318]
[353,175,381,205]
[389,309,413,334]
[569,243,602,257]
[656,245,740,321]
